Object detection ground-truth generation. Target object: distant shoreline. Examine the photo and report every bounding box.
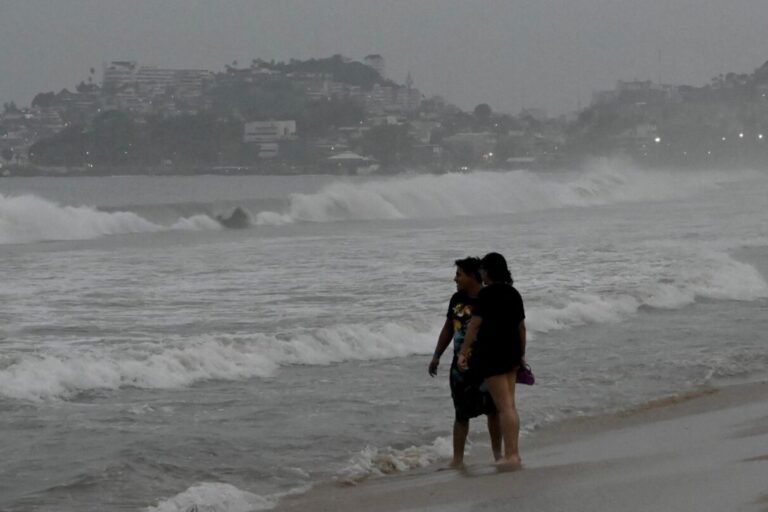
[0,163,519,178]
[2,157,765,178]
[0,163,375,178]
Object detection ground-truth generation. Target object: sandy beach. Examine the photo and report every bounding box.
[276,381,768,512]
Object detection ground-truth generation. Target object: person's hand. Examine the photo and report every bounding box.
[457,351,470,372]
[428,356,440,377]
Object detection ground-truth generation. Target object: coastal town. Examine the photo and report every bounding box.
[3,53,768,175]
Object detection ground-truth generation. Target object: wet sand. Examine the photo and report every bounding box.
[276,381,768,512]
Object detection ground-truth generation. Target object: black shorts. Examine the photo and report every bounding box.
[449,361,497,422]
[471,343,522,380]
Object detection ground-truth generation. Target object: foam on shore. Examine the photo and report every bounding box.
[274,380,768,512]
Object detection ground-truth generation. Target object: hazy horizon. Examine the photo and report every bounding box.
[2,1,768,115]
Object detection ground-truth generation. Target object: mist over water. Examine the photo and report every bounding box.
[1,163,767,510]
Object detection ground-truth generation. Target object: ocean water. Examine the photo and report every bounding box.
[1,160,767,511]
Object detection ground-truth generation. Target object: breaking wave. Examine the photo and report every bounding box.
[0,193,221,244]
[4,163,761,242]
[255,162,761,225]
[531,250,768,333]
[2,246,764,403]
[0,323,436,401]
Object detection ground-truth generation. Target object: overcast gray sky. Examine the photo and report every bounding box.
[2,0,768,114]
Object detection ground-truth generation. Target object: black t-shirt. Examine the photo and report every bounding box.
[473,283,526,357]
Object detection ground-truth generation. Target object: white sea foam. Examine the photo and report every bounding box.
[0,323,437,401]
[3,245,764,402]
[2,165,762,241]
[255,162,760,225]
[254,211,293,226]
[0,193,161,243]
[532,294,642,333]
[530,249,768,333]
[682,250,768,301]
[337,437,453,483]
[0,193,220,244]
[0,337,279,401]
[146,482,277,512]
[170,214,222,231]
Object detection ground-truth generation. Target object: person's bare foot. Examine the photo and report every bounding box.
[438,459,465,471]
[495,456,522,471]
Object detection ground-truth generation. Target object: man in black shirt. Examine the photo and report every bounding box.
[429,258,501,468]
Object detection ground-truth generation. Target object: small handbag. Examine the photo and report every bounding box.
[516,363,535,385]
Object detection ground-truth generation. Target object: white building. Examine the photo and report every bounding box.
[243,121,297,143]
[135,67,176,97]
[104,61,212,100]
[103,61,138,91]
[395,86,422,112]
[174,69,213,99]
[244,120,297,158]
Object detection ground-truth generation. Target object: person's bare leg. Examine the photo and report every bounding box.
[486,372,521,468]
[450,419,469,468]
[486,413,502,461]
[500,372,521,469]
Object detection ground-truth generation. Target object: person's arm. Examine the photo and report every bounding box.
[428,317,454,377]
[457,316,482,371]
[519,319,527,358]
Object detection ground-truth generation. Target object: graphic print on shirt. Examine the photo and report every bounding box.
[449,295,475,354]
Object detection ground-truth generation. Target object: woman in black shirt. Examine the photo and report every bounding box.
[458,252,526,469]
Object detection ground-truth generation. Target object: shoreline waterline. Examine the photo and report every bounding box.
[275,379,768,512]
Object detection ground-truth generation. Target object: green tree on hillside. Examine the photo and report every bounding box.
[298,98,365,136]
[3,102,21,114]
[266,54,392,90]
[361,124,414,166]
[31,93,57,109]
[473,103,492,125]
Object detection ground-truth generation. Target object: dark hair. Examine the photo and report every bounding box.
[454,257,482,282]
[480,252,513,284]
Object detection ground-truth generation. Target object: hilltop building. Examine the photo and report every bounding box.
[243,120,297,159]
[592,80,682,106]
[103,61,213,102]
